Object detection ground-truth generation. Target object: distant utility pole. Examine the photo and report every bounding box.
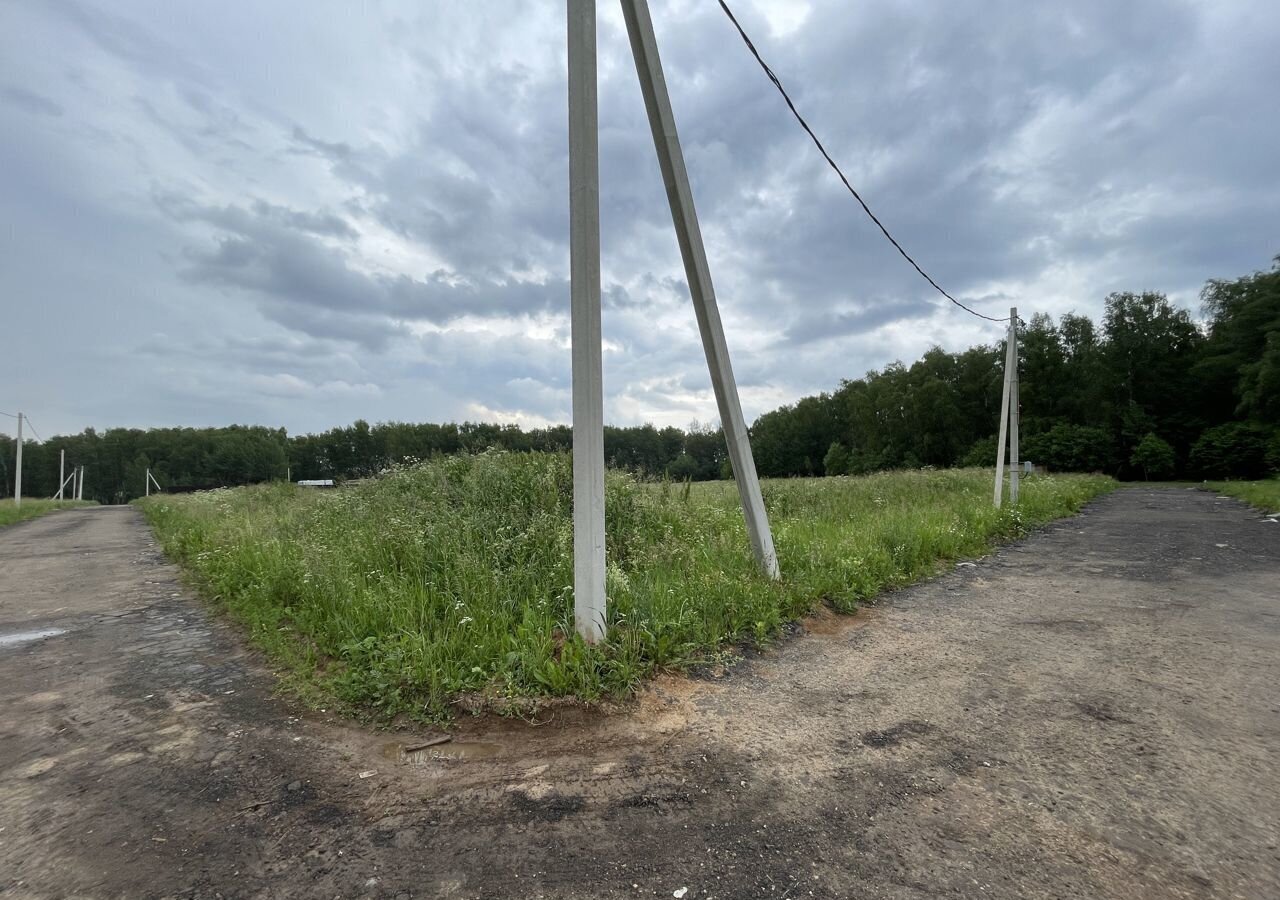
[145,468,162,496]
[993,307,1020,507]
[568,0,607,643]
[77,466,85,501]
[618,0,780,577]
[13,412,22,507]
[58,449,65,500]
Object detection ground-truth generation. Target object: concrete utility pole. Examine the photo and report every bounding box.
[13,413,22,507]
[993,307,1018,507]
[568,0,607,642]
[54,467,74,501]
[145,467,151,497]
[1008,308,1021,505]
[619,0,780,579]
[77,466,84,501]
[58,449,65,500]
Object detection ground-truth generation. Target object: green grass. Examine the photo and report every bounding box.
[0,498,96,528]
[1206,479,1280,513]
[139,453,1115,721]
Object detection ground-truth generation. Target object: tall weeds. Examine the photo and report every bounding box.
[141,453,1114,719]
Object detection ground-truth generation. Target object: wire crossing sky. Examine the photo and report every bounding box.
[717,0,1010,324]
[0,1,1276,437]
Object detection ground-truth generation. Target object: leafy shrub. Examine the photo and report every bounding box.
[1190,423,1270,479]
[823,442,851,476]
[1130,433,1176,480]
[1022,424,1118,473]
[960,436,996,468]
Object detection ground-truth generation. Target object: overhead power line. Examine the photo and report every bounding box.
[715,0,1011,325]
[23,416,42,443]
[0,410,18,419]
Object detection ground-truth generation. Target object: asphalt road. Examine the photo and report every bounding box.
[0,488,1276,899]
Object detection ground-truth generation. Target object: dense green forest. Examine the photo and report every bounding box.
[3,258,1277,503]
[753,258,1280,481]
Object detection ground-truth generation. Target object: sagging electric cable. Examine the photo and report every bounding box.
[716,0,1013,324]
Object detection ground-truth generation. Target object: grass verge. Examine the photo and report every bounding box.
[140,454,1115,720]
[1206,479,1280,513]
[0,498,96,528]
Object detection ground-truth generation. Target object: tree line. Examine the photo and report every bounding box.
[0,420,732,504]
[4,257,1277,503]
[753,257,1279,481]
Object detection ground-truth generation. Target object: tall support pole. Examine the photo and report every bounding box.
[146,467,151,497]
[77,466,84,501]
[619,0,779,579]
[13,413,23,508]
[1008,308,1021,504]
[568,0,607,642]
[58,449,65,500]
[993,317,1014,507]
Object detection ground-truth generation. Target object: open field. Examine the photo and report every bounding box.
[1207,478,1280,513]
[140,454,1114,720]
[4,488,1277,898]
[0,498,96,528]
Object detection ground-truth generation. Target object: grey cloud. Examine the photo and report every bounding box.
[1,85,63,117]
[782,299,940,347]
[165,195,569,346]
[2,0,1277,436]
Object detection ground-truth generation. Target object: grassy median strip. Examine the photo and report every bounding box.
[140,453,1114,720]
[0,499,96,528]
[1206,479,1280,513]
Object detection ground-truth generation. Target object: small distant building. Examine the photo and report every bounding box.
[296,479,336,488]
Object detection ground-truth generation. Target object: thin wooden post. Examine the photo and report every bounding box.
[619,0,779,578]
[568,0,607,642]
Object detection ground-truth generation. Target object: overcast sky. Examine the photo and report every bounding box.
[2,0,1277,438]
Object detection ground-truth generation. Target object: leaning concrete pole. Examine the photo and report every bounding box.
[1008,308,1021,504]
[568,0,608,642]
[993,318,1014,507]
[13,412,23,507]
[619,0,779,579]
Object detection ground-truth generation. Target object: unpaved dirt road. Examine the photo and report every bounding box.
[1,488,1277,900]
